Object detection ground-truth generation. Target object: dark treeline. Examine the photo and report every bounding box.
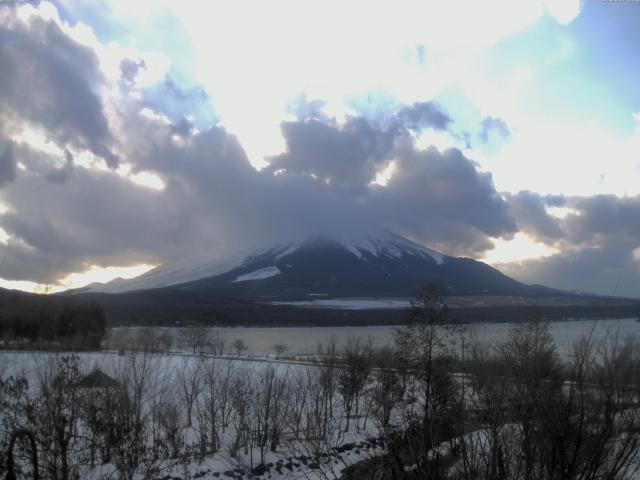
[78,287,640,327]
[0,285,638,329]
[0,295,107,349]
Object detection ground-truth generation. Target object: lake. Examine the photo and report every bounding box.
[108,318,640,358]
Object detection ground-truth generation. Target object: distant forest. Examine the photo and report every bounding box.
[0,293,107,349]
[0,286,639,341]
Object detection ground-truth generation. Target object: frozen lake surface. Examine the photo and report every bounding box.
[109,317,640,357]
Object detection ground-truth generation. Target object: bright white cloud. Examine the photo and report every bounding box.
[542,0,583,25]
[546,206,578,219]
[160,0,575,167]
[488,119,640,196]
[372,161,397,187]
[0,227,9,244]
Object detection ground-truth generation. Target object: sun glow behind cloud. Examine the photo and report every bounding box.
[59,264,157,289]
[481,232,558,265]
[0,264,157,294]
[161,0,581,168]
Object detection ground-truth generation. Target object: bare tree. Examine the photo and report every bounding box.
[229,370,252,458]
[109,351,160,480]
[208,329,227,356]
[317,336,339,434]
[232,338,248,357]
[31,354,84,480]
[251,365,291,465]
[182,327,210,355]
[196,358,235,454]
[337,337,371,433]
[176,358,202,429]
[273,343,288,359]
[371,346,404,431]
[154,397,183,459]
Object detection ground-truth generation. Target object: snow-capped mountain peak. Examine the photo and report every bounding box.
[82,230,535,300]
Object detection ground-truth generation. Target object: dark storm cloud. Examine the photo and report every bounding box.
[505,191,564,243]
[267,102,455,196]
[120,114,372,249]
[267,116,399,195]
[479,116,510,143]
[562,195,640,243]
[504,192,640,248]
[0,14,118,167]
[499,192,640,297]
[500,246,640,299]
[0,165,183,283]
[372,143,516,255]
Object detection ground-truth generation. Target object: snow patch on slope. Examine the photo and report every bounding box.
[272,297,412,309]
[85,243,291,293]
[232,266,281,283]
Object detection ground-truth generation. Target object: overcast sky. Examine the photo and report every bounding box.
[1,0,639,297]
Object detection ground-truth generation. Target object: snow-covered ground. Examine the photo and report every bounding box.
[0,351,386,480]
[4,315,640,480]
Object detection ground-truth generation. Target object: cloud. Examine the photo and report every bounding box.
[372,142,516,255]
[0,10,118,167]
[119,57,146,85]
[562,195,640,245]
[45,149,75,184]
[5,0,638,299]
[505,191,564,243]
[267,116,399,195]
[169,117,194,138]
[267,101,452,195]
[479,116,510,143]
[498,192,640,297]
[396,102,452,132]
[0,139,16,187]
[500,246,640,299]
[0,165,182,283]
[0,81,517,285]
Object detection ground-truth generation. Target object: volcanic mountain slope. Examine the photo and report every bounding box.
[86,231,560,301]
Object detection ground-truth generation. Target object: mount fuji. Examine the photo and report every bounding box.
[84,230,558,302]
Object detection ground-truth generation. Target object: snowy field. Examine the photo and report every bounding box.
[3,317,640,480]
[0,352,384,480]
[108,317,640,357]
